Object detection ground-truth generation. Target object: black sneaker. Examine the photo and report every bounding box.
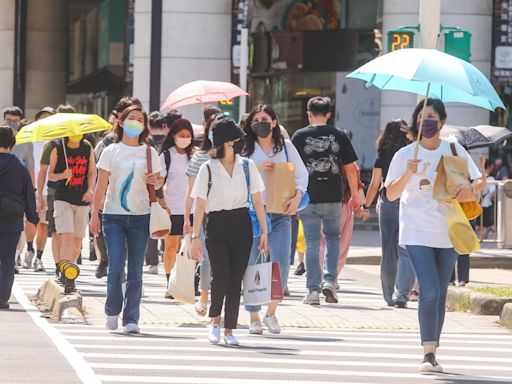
[394,300,407,308]
[0,301,9,310]
[77,255,82,265]
[14,266,19,275]
[419,352,443,374]
[64,279,76,294]
[95,262,108,279]
[294,262,306,276]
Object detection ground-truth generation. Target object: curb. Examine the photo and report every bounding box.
[500,303,512,329]
[347,255,512,269]
[36,279,85,323]
[447,286,512,319]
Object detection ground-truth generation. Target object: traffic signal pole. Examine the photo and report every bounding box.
[419,0,441,49]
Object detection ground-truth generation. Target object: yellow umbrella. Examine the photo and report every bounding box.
[15,113,111,144]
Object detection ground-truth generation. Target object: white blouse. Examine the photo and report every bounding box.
[191,155,265,213]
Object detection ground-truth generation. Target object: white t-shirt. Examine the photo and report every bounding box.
[385,140,481,248]
[97,142,162,215]
[159,147,191,215]
[33,141,47,195]
[191,155,265,213]
[481,176,495,208]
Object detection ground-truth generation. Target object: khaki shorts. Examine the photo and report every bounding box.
[38,195,48,225]
[53,200,89,238]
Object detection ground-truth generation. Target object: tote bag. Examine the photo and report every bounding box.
[243,251,272,306]
[448,199,480,255]
[167,235,197,304]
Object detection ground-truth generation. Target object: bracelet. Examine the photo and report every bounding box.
[191,234,200,239]
[87,189,94,195]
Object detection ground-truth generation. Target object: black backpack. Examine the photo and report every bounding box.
[0,188,25,220]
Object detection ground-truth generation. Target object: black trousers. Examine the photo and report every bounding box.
[205,208,252,329]
[0,232,22,303]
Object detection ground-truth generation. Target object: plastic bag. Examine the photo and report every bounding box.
[448,199,480,255]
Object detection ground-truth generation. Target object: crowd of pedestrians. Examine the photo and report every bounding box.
[0,94,492,373]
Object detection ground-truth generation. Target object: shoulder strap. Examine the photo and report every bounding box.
[163,149,171,185]
[146,146,157,203]
[242,158,250,202]
[450,142,458,157]
[206,164,212,197]
[283,139,289,162]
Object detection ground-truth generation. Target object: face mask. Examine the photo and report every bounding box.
[233,139,244,154]
[5,120,20,133]
[123,120,144,139]
[252,121,272,138]
[175,137,192,149]
[420,119,439,139]
[68,134,83,143]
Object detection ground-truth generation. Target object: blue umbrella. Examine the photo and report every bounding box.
[347,48,505,157]
[347,48,504,111]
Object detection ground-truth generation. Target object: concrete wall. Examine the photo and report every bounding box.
[24,0,67,120]
[381,0,493,129]
[0,0,15,111]
[133,0,232,121]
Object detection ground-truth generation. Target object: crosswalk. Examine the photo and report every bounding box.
[12,251,512,384]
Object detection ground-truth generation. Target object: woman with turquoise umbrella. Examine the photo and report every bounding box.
[385,98,485,373]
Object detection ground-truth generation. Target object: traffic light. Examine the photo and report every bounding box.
[444,30,471,62]
[387,29,415,52]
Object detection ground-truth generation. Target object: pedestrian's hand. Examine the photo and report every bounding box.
[82,191,93,203]
[89,213,101,236]
[405,159,421,177]
[284,193,301,215]
[191,238,202,261]
[455,184,474,202]
[349,196,362,213]
[183,220,193,235]
[259,232,268,254]
[62,168,73,181]
[36,195,44,213]
[146,172,160,186]
[257,160,274,171]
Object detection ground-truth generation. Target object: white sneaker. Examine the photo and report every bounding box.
[15,251,21,267]
[23,250,34,269]
[106,315,119,330]
[263,315,281,334]
[123,323,140,334]
[321,281,338,303]
[249,321,263,335]
[303,291,320,305]
[145,265,158,275]
[224,333,240,346]
[34,258,45,272]
[208,324,221,344]
[419,353,443,374]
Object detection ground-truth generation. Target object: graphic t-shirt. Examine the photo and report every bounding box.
[54,140,92,206]
[97,142,161,215]
[159,147,191,215]
[385,140,481,248]
[291,124,358,203]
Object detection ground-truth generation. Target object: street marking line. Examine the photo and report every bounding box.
[80,352,512,371]
[98,377,373,384]
[71,344,512,363]
[12,282,101,384]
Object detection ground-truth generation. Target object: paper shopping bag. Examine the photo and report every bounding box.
[271,262,283,301]
[266,162,296,214]
[243,251,272,306]
[448,199,480,255]
[433,155,470,202]
[167,235,196,304]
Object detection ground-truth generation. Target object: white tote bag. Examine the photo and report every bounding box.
[167,235,196,304]
[243,251,272,306]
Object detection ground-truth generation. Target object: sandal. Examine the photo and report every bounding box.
[195,302,207,317]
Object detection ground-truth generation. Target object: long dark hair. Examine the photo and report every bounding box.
[200,112,221,151]
[159,118,194,159]
[410,98,447,139]
[242,104,284,157]
[114,105,149,144]
[376,119,409,157]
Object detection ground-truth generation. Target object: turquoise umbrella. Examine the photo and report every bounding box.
[347,48,505,157]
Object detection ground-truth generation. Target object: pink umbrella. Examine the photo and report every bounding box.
[160,80,249,111]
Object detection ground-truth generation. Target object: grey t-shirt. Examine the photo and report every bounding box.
[12,142,35,172]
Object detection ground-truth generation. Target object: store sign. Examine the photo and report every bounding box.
[231,0,251,69]
[492,0,512,84]
[496,46,512,68]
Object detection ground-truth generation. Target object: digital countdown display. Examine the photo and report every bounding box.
[387,31,415,52]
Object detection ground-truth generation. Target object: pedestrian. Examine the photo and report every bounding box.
[364,119,416,308]
[183,107,221,316]
[33,107,57,273]
[0,125,38,309]
[480,159,495,240]
[494,158,508,180]
[90,104,163,334]
[291,96,360,305]
[385,98,484,373]
[241,104,308,335]
[93,97,143,279]
[158,117,195,292]
[191,115,268,346]
[48,133,96,292]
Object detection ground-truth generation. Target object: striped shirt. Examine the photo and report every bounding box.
[185,151,211,177]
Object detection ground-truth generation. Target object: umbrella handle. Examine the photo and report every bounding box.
[62,139,72,185]
[413,82,432,160]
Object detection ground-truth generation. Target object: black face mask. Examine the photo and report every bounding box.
[252,121,272,138]
[233,139,244,154]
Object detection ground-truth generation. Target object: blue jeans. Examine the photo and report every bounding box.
[103,214,150,326]
[406,245,458,347]
[300,202,341,292]
[246,213,291,313]
[379,195,415,304]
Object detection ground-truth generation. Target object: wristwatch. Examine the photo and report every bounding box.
[191,234,200,239]
[87,189,94,195]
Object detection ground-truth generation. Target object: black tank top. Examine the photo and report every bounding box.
[55,140,91,206]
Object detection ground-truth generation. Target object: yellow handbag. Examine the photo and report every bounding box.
[448,199,480,255]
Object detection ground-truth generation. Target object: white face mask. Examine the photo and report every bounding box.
[175,137,192,149]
